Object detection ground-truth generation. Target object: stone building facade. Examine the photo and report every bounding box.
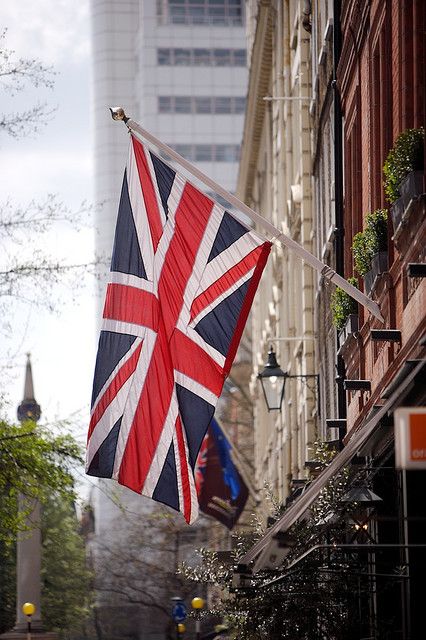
[238,0,317,510]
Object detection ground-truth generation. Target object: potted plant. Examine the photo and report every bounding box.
[352,209,388,294]
[383,127,424,232]
[331,276,359,344]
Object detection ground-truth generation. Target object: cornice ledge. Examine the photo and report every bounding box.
[236,0,275,204]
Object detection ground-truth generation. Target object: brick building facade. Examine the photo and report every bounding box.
[338,0,426,440]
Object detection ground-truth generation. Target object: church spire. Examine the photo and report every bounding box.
[17,353,41,423]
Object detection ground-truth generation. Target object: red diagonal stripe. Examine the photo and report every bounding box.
[118,324,175,493]
[119,185,215,490]
[189,245,266,322]
[224,241,271,375]
[103,283,159,330]
[132,136,163,250]
[88,341,143,440]
[175,415,192,523]
[171,330,224,396]
[158,182,214,337]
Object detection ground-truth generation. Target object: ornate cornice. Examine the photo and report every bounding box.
[237,0,275,204]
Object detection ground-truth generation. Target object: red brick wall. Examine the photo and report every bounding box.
[338,0,426,434]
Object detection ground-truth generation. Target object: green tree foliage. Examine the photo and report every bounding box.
[383,127,424,203]
[0,419,92,637]
[41,493,93,638]
[0,418,81,544]
[0,539,15,633]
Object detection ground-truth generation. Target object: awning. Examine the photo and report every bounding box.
[241,358,426,570]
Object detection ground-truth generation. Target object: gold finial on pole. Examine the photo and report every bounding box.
[109,107,129,123]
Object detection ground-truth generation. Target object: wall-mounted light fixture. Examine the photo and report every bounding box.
[258,346,320,412]
[257,346,286,412]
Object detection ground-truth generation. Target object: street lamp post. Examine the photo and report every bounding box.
[191,597,205,640]
[22,603,35,640]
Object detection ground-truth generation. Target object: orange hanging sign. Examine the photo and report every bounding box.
[395,407,426,469]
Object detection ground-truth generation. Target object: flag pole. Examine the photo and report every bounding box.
[110,107,384,323]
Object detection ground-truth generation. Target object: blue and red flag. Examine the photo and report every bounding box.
[195,418,249,529]
[86,135,271,523]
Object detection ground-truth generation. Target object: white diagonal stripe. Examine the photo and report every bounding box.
[86,375,134,470]
[128,142,154,281]
[109,271,154,292]
[190,267,255,326]
[90,336,143,416]
[101,318,148,338]
[173,429,184,517]
[142,392,179,497]
[145,147,168,228]
[179,424,199,524]
[112,328,157,478]
[152,173,186,295]
[199,231,262,291]
[175,321,226,368]
[174,370,218,406]
[177,202,225,329]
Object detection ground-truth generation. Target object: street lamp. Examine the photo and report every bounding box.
[22,603,35,640]
[341,486,383,543]
[258,346,320,413]
[257,346,286,411]
[191,597,205,640]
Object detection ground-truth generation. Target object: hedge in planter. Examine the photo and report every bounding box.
[383,127,424,204]
[331,276,358,331]
[352,209,388,278]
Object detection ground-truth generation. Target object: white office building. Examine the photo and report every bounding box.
[90,2,248,637]
[92,0,248,260]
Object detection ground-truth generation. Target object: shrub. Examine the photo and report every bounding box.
[331,276,358,330]
[352,209,388,276]
[383,127,424,203]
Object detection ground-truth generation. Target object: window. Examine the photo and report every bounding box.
[158,0,243,26]
[193,49,211,65]
[194,97,211,113]
[232,49,246,66]
[158,48,171,65]
[213,48,231,66]
[174,96,191,113]
[158,96,245,114]
[156,47,246,67]
[214,97,231,113]
[174,144,192,159]
[195,145,213,161]
[158,96,172,113]
[174,48,191,65]
[234,97,246,113]
[215,144,239,161]
[166,144,240,162]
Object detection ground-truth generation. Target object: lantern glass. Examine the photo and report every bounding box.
[258,346,286,411]
[259,375,286,411]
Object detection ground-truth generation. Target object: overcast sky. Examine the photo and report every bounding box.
[0,2,97,471]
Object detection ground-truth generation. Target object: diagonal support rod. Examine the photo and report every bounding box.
[109,107,384,323]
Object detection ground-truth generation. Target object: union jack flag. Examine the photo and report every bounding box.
[86,135,271,523]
